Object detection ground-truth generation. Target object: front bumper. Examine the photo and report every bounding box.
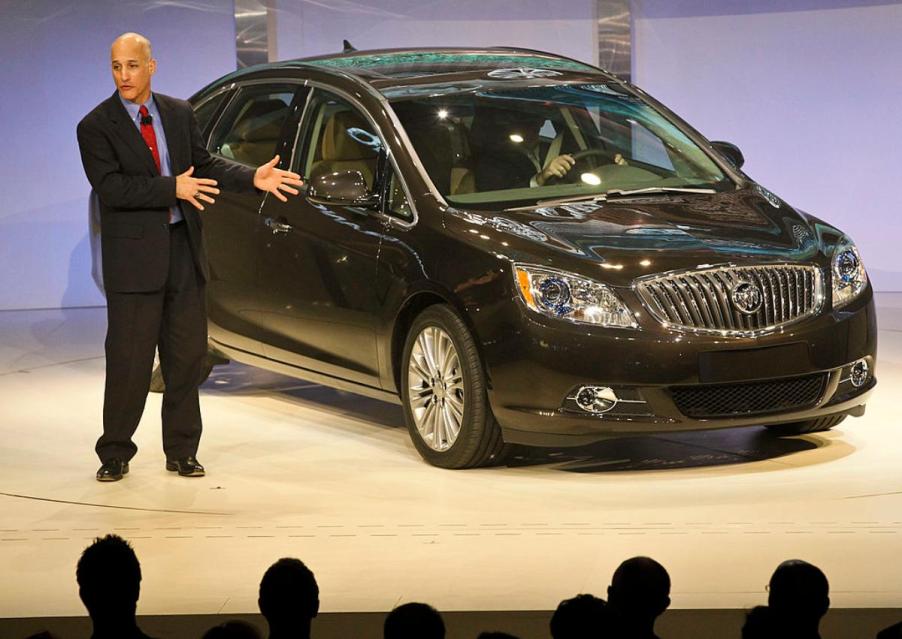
[480,291,877,447]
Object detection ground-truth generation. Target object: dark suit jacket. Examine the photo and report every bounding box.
[77,91,256,293]
[474,146,541,193]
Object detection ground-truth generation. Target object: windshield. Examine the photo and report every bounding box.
[390,83,733,210]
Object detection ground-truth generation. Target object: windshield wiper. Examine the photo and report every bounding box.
[505,186,717,212]
[505,194,606,211]
[604,186,717,198]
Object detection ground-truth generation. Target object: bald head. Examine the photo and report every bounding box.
[112,32,152,61]
[110,32,156,104]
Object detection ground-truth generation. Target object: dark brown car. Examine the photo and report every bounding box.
[157,47,876,468]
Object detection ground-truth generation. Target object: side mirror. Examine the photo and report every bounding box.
[710,140,745,170]
[307,170,380,208]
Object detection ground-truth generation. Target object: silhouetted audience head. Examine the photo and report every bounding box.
[767,559,829,634]
[477,633,520,639]
[607,556,671,637]
[384,602,445,639]
[876,620,902,639]
[76,534,143,634]
[550,593,610,638]
[202,620,262,639]
[741,605,776,639]
[258,558,319,639]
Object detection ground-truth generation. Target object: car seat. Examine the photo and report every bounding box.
[219,98,289,166]
[310,110,379,189]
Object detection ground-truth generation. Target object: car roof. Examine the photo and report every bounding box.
[200,46,614,98]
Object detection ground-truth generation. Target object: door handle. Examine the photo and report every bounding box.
[264,217,292,234]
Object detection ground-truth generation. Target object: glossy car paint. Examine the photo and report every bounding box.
[190,48,876,448]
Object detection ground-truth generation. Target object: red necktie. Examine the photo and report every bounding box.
[138,105,161,173]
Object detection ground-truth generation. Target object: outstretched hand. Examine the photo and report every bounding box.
[176,166,220,211]
[254,155,304,202]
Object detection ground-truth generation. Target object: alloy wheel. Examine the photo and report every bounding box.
[407,325,465,451]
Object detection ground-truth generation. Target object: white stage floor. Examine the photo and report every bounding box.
[0,297,900,619]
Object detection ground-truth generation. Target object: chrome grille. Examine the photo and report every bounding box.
[635,264,824,335]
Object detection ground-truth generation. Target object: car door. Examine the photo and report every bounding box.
[202,82,305,352]
[256,88,387,387]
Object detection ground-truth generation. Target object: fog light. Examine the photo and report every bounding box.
[575,386,619,413]
[850,359,870,388]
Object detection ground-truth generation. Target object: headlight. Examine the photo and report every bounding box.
[513,264,638,328]
[831,236,867,309]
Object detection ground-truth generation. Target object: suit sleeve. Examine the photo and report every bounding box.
[475,152,537,192]
[188,108,258,193]
[76,117,177,210]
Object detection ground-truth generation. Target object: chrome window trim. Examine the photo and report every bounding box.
[209,73,440,228]
[289,80,421,228]
[287,80,313,172]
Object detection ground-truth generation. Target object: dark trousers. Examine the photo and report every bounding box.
[96,222,207,463]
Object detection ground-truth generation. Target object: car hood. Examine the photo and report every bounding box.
[445,185,834,287]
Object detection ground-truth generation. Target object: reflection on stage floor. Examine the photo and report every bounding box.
[0,296,900,619]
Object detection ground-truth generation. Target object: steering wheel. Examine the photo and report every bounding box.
[543,148,613,184]
[569,149,613,162]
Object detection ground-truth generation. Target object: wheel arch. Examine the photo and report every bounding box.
[388,286,488,395]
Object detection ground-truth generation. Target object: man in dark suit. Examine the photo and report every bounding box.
[473,108,575,192]
[77,32,303,481]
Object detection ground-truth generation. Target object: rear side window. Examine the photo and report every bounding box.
[192,90,231,140]
[209,85,298,167]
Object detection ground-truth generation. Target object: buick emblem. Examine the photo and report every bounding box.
[487,68,563,80]
[730,281,763,315]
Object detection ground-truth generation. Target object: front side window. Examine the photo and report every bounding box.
[385,167,413,221]
[209,85,297,166]
[389,83,732,210]
[298,91,383,192]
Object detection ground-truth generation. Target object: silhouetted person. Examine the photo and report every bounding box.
[384,602,445,639]
[258,558,319,639]
[741,605,776,639]
[76,534,154,639]
[767,560,829,639]
[607,556,671,639]
[202,620,262,639]
[550,593,610,638]
[477,633,520,639]
[472,107,574,192]
[877,621,902,639]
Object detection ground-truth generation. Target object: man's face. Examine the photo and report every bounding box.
[111,38,155,104]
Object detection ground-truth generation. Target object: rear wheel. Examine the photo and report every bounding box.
[765,414,846,435]
[401,304,509,469]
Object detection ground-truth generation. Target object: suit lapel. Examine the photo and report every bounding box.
[155,94,184,174]
[104,92,159,175]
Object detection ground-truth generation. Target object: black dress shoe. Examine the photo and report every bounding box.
[96,458,128,482]
[166,456,205,477]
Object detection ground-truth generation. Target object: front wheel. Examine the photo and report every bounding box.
[401,305,509,469]
[765,413,846,435]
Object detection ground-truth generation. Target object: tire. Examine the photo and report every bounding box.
[400,304,510,469]
[765,413,846,435]
[148,351,219,394]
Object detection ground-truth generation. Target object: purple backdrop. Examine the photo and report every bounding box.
[633,0,902,291]
[1,0,899,310]
[0,0,237,310]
